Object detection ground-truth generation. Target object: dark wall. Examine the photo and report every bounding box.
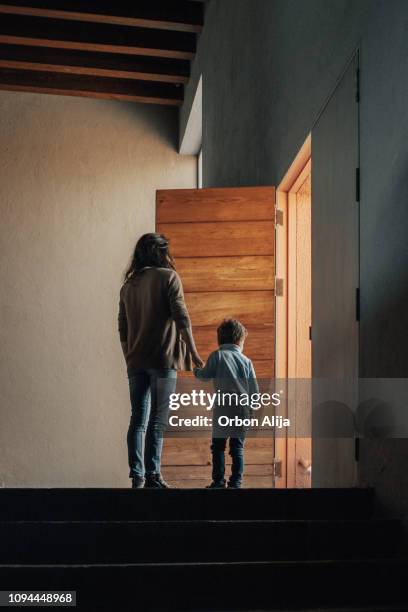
[181,0,408,520]
[181,0,371,187]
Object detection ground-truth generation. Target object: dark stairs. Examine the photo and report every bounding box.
[0,488,407,611]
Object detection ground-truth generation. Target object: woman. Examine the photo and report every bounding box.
[118,233,203,489]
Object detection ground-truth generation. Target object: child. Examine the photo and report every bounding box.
[194,319,258,489]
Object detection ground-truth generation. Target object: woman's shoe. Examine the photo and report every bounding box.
[145,474,171,489]
[131,476,145,489]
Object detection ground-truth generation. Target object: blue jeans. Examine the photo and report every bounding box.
[211,437,245,486]
[127,368,177,479]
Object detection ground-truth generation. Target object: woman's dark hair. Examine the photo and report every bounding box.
[217,319,248,345]
[124,233,175,282]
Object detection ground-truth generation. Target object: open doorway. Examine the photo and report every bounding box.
[276,136,312,488]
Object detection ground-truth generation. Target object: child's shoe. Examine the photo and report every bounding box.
[227,480,242,489]
[206,481,226,489]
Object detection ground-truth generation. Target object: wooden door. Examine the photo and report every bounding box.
[311,54,359,486]
[156,187,276,488]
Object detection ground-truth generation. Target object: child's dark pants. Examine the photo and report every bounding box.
[211,437,245,486]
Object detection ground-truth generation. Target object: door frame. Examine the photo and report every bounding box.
[275,135,311,488]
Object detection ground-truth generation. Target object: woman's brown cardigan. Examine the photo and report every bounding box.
[118,267,193,371]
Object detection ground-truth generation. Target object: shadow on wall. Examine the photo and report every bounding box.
[361,163,408,378]
[358,259,408,525]
[122,101,180,150]
[359,439,408,528]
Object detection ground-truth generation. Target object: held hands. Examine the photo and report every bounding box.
[179,328,204,369]
[192,353,204,369]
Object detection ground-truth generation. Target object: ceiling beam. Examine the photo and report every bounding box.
[0,68,184,105]
[0,44,190,84]
[0,1,204,33]
[0,14,196,60]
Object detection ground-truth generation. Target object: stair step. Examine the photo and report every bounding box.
[0,488,375,521]
[251,607,408,612]
[0,519,401,564]
[237,608,408,612]
[1,487,401,611]
[1,559,407,610]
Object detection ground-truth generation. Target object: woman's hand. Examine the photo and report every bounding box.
[192,353,204,369]
[180,328,204,368]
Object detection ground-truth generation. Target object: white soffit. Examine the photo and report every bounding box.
[179,76,202,155]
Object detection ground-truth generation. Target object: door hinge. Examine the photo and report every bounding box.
[273,459,282,479]
[275,209,284,226]
[356,287,360,322]
[356,167,360,202]
[355,437,360,462]
[355,67,360,103]
[275,278,284,297]
[309,326,312,341]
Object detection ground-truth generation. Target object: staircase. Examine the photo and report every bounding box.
[0,488,407,611]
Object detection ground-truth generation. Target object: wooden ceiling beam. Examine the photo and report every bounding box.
[0,68,184,105]
[0,44,190,84]
[0,1,204,33]
[0,14,196,60]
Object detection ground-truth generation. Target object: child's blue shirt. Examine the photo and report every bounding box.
[193,344,258,397]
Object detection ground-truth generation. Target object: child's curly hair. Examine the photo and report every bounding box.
[217,319,248,345]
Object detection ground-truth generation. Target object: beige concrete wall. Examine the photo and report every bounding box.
[0,91,196,487]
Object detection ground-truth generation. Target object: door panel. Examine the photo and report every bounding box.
[312,54,359,487]
[163,439,275,489]
[193,325,275,362]
[157,187,275,223]
[250,360,275,378]
[163,439,274,466]
[185,290,274,326]
[178,359,274,380]
[157,221,275,257]
[156,186,276,488]
[176,256,275,292]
